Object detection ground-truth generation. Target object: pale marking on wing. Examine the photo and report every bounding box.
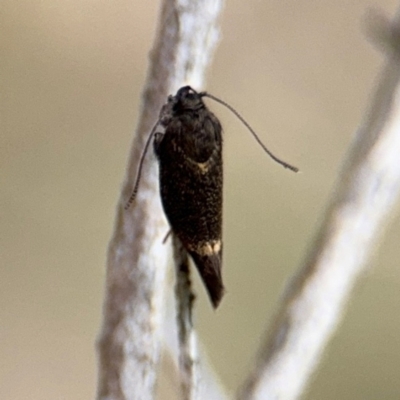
[188,240,222,256]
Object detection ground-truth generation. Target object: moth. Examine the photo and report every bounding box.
[126,86,298,308]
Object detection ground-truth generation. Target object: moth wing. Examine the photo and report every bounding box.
[189,249,224,308]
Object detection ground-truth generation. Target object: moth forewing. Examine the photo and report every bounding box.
[154,86,224,308]
[126,85,298,308]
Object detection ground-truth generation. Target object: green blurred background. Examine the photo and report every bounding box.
[2,0,400,399]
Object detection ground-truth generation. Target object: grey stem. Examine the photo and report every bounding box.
[237,11,400,400]
[96,1,224,399]
[173,236,198,400]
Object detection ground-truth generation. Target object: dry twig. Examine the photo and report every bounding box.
[173,237,198,399]
[97,1,223,399]
[238,12,400,400]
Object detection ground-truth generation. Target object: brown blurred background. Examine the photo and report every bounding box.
[2,0,400,399]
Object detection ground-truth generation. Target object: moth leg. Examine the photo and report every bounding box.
[162,229,172,244]
[153,131,164,157]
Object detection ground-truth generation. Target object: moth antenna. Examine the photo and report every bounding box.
[124,123,158,210]
[201,92,299,173]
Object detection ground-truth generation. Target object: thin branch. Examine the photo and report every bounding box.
[96,1,223,399]
[162,295,230,400]
[238,12,400,400]
[173,236,198,400]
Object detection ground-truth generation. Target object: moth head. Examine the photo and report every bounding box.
[172,86,205,113]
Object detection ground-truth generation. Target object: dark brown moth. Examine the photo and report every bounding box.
[126,86,298,308]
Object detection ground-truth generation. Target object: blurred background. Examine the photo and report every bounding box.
[2,0,400,399]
